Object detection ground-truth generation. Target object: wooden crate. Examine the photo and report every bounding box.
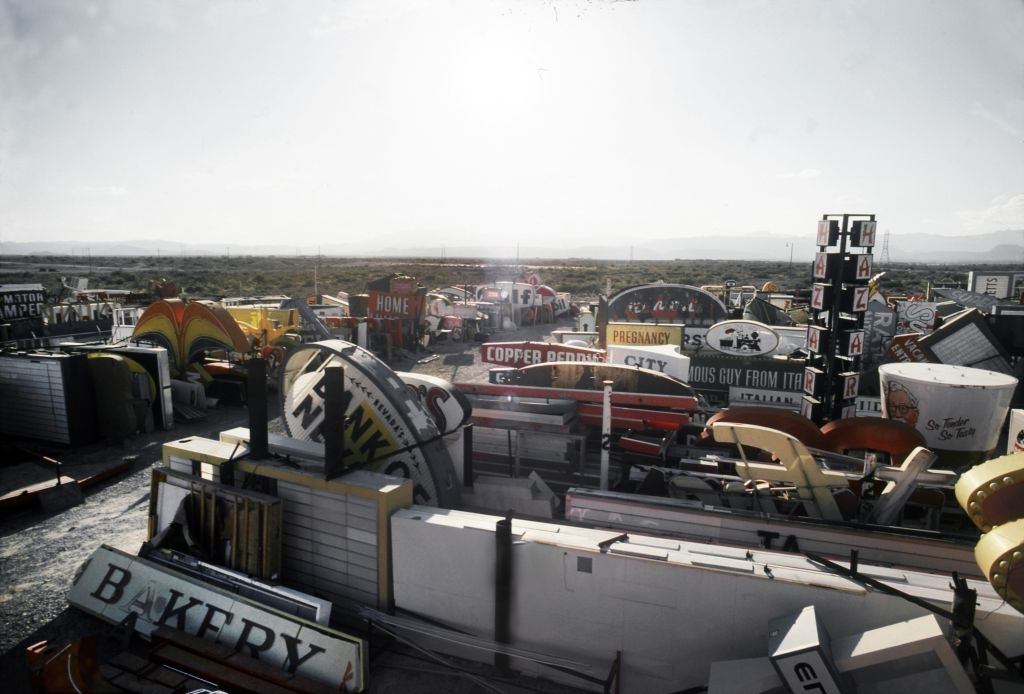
[148,467,282,581]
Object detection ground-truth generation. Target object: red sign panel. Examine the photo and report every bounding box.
[389,278,416,294]
[481,341,604,368]
[816,220,839,247]
[813,252,832,279]
[368,291,422,319]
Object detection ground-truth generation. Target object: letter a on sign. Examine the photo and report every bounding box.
[856,254,872,281]
[847,331,864,356]
[807,327,820,354]
[813,253,829,280]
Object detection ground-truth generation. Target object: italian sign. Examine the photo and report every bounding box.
[69,545,366,691]
[280,340,459,507]
[481,341,604,368]
[688,352,805,408]
[606,322,684,347]
[606,283,727,328]
[728,387,801,410]
[705,320,779,356]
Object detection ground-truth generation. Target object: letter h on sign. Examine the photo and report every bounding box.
[816,220,839,247]
[850,220,876,248]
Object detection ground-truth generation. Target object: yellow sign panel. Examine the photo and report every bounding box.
[606,322,684,347]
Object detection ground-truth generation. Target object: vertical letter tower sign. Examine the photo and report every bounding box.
[801,214,875,423]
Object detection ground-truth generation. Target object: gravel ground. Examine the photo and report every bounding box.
[0,322,583,693]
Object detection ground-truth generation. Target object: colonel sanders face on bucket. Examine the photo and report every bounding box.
[885,381,920,429]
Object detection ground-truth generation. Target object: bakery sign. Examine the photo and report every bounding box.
[705,320,779,356]
[481,341,604,368]
[69,545,366,691]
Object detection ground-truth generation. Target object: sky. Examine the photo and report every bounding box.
[1,0,1022,251]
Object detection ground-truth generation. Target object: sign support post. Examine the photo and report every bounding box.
[601,380,613,490]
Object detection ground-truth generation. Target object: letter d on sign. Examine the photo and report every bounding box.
[90,563,132,604]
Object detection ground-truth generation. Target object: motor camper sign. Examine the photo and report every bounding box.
[706,320,779,356]
[0,286,46,321]
[69,545,366,691]
[481,341,604,368]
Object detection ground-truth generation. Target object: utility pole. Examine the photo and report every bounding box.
[880,230,891,267]
[314,246,320,297]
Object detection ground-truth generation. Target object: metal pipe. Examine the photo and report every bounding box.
[601,380,613,490]
[324,364,345,479]
[494,512,513,673]
[247,357,268,460]
[463,424,474,490]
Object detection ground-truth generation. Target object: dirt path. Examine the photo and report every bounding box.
[0,405,253,687]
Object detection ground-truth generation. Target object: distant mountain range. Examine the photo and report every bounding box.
[2,229,1022,264]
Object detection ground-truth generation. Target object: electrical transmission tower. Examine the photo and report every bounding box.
[880,230,891,267]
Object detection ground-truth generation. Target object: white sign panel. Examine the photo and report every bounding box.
[728,387,801,410]
[607,344,691,382]
[879,363,1018,453]
[705,320,780,356]
[968,271,1024,300]
[69,545,365,691]
[896,301,938,335]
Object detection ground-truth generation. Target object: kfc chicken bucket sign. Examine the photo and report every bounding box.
[879,363,1018,467]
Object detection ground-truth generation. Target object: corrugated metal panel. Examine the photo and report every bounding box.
[276,480,380,607]
[0,352,96,445]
